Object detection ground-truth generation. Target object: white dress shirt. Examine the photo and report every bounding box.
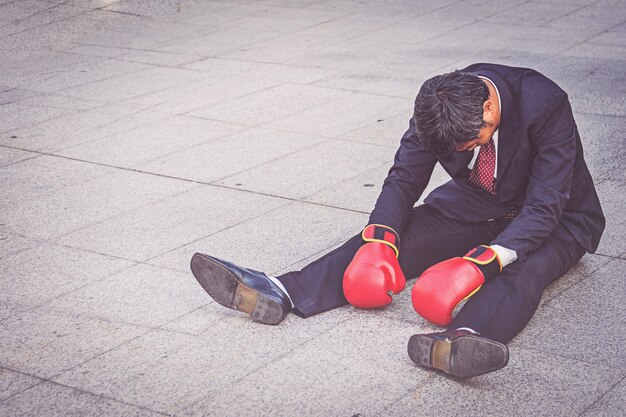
[470,76,517,267]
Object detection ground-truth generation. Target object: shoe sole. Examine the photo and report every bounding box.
[408,333,509,379]
[190,253,285,325]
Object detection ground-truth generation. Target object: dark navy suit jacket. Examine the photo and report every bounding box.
[368,63,605,261]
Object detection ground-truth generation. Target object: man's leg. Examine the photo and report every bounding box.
[278,205,497,318]
[449,225,587,344]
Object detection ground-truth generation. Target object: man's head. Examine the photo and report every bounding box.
[413,71,500,157]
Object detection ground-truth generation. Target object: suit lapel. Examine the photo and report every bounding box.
[472,68,520,182]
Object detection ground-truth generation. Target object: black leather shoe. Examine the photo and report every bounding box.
[408,330,509,379]
[190,252,291,325]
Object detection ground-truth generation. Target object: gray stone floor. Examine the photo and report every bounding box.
[0,0,625,416]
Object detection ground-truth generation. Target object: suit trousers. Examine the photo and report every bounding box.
[277,205,586,344]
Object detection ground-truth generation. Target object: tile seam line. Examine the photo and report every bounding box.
[517,331,626,370]
[577,374,626,417]
[7,55,154,94]
[0,364,171,416]
[270,234,359,276]
[140,200,294,264]
[46,63,200,99]
[179,80,361,121]
[391,0,530,49]
[556,18,626,56]
[0,0,72,29]
[0,369,46,404]
[372,374,438,417]
[176,312,357,414]
[50,112,249,155]
[0,145,371,215]
[540,255,618,305]
[0,262,144,324]
[203,136,338,183]
[0,6,95,39]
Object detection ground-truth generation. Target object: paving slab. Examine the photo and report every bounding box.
[113,50,204,67]
[423,23,597,55]
[56,116,245,167]
[0,233,41,261]
[0,381,164,417]
[581,378,626,417]
[178,316,431,417]
[183,58,340,84]
[188,83,351,126]
[154,27,280,57]
[0,308,147,378]
[214,139,395,200]
[337,113,412,147]
[304,162,451,214]
[594,180,626,257]
[549,4,626,32]
[14,94,102,111]
[490,1,586,26]
[56,185,287,261]
[56,67,210,104]
[0,155,112,208]
[512,258,626,369]
[0,102,77,134]
[214,3,348,33]
[0,369,42,402]
[134,127,327,183]
[1,105,164,152]
[46,263,210,329]
[52,309,354,415]
[380,347,624,417]
[0,147,38,167]
[262,93,411,137]
[562,42,626,65]
[287,39,465,77]
[17,59,150,94]
[147,200,368,274]
[2,162,197,240]
[120,72,285,115]
[0,241,135,310]
[0,88,39,105]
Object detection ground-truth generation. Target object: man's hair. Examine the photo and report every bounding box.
[413,71,489,156]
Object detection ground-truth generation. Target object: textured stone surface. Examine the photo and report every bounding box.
[581,379,626,417]
[513,259,626,369]
[0,241,135,309]
[382,347,624,417]
[0,369,42,401]
[214,139,396,199]
[56,185,286,261]
[0,382,162,417]
[134,127,326,182]
[147,200,367,274]
[56,116,244,167]
[46,263,211,328]
[0,308,147,378]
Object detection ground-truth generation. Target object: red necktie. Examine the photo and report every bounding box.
[469,138,497,195]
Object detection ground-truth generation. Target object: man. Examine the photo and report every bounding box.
[190,63,605,379]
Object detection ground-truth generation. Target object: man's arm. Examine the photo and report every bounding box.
[367,118,437,234]
[343,118,437,309]
[492,92,577,261]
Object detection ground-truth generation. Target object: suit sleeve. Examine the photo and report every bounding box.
[367,118,437,235]
[492,92,576,260]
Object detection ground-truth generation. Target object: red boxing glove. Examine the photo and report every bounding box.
[343,224,406,308]
[411,245,502,326]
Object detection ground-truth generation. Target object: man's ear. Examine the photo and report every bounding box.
[483,99,495,115]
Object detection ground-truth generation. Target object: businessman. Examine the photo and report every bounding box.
[190,63,605,379]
